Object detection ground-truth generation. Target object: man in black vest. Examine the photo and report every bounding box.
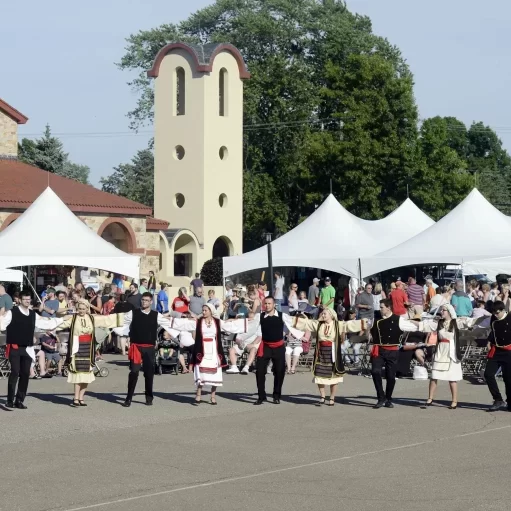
[484,300,511,412]
[254,296,299,405]
[118,292,179,407]
[0,290,62,409]
[370,299,414,409]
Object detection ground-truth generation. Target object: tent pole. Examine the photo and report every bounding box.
[24,272,41,304]
[358,258,362,284]
[462,263,466,291]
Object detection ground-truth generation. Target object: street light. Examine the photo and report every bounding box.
[264,232,274,295]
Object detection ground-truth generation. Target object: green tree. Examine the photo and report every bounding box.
[118,0,416,245]
[18,125,90,184]
[100,148,154,207]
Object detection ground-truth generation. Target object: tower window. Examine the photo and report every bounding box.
[219,68,228,116]
[176,67,186,116]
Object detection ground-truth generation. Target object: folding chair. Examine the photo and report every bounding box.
[0,345,11,379]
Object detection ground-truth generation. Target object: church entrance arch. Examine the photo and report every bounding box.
[97,218,137,253]
[212,236,233,259]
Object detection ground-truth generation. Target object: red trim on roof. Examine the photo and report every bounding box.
[147,43,250,79]
[0,98,28,124]
[146,217,169,230]
[0,159,152,216]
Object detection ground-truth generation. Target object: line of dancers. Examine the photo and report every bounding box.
[2,291,511,412]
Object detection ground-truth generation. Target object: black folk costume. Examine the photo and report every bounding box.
[370,314,409,407]
[293,314,364,385]
[0,307,62,407]
[485,313,511,411]
[114,309,180,406]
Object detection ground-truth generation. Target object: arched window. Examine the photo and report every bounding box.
[219,68,228,116]
[176,67,186,116]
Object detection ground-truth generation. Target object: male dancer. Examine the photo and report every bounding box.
[115,292,180,407]
[0,290,62,409]
[253,297,303,405]
[370,299,420,409]
[484,300,511,412]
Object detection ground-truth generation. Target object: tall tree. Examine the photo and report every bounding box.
[18,125,90,184]
[100,148,154,207]
[118,0,416,245]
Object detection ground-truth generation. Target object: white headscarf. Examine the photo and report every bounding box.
[321,307,337,322]
[203,302,220,319]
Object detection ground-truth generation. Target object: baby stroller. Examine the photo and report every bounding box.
[155,328,180,375]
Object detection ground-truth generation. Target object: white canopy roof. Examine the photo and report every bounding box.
[0,269,23,283]
[358,198,435,252]
[361,189,511,277]
[223,194,434,278]
[0,187,139,278]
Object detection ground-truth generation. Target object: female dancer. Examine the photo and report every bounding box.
[170,303,258,404]
[293,309,364,406]
[423,304,462,409]
[58,299,118,407]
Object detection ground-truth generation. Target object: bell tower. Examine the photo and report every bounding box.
[148,42,250,277]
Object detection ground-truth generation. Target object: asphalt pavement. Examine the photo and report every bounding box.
[0,354,510,511]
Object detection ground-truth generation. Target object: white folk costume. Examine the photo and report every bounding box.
[59,314,120,384]
[294,312,364,384]
[170,309,256,388]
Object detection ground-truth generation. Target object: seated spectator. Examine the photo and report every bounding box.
[39,331,63,377]
[298,291,308,310]
[158,330,176,360]
[56,290,69,315]
[207,289,221,310]
[39,288,59,318]
[232,290,249,317]
[472,299,492,329]
[172,287,190,314]
[341,308,363,365]
[286,330,308,374]
[288,283,299,314]
[226,312,259,374]
[102,294,115,315]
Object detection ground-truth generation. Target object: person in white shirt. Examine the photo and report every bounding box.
[0,291,63,408]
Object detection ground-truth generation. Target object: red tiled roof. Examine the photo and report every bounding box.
[0,159,152,216]
[146,217,169,230]
[0,98,28,124]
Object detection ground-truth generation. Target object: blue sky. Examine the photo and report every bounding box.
[2,0,511,185]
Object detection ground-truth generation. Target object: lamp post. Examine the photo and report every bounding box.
[265,232,274,296]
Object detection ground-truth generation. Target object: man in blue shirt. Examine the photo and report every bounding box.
[0,284,13,316]
[451,282,473,317]
[39,288,59,318]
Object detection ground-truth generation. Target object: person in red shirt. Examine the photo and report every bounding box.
[389,281,409,316]
[172,287,190,314]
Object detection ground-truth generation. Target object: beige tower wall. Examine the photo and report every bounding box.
[153,47,244,276]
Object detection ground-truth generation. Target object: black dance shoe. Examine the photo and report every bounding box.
[145,398,153,406]
[254,399,265,405]
[14,401,27,409]
[273,398,281,405]
[5,400,14,409]
[384,400,394,408]
[487,400,505,412]
[122,399,132,408]
[373,400,385,409]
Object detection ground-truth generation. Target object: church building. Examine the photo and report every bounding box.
[0,42,249,286]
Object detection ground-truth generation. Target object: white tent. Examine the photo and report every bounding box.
[358,198,435,252]
[223,195,367,278]
[223,194,434,278]
[0,269,23,282]
[0,187,140,277]
[361,189,511,277]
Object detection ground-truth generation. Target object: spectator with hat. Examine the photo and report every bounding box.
[319,277,336,310]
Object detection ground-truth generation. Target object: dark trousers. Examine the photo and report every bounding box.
[484,351,511,404]
[371,349,399,401]
[256,343,286,400]
[8,346,32,403]
[127,346,155,400]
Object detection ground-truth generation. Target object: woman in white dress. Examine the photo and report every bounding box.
[170,303,256,405]
[424,304,462,409]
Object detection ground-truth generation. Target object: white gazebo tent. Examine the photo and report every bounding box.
[360,189,511,277]
[223,194,435,278]
[223,194,369,278]
[0,187,140,278]
[358,198,435,252]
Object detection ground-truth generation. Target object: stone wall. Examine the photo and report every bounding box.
[0,112,18,157]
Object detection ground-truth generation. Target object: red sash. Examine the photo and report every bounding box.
[319,341,333,347]
[79,335,92,343]
[488,344,511,359]
[128,343,154,364]
[5,344,18,358]
[257,340,284,357]
[371,345,399,358]
[438,339,450,343]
